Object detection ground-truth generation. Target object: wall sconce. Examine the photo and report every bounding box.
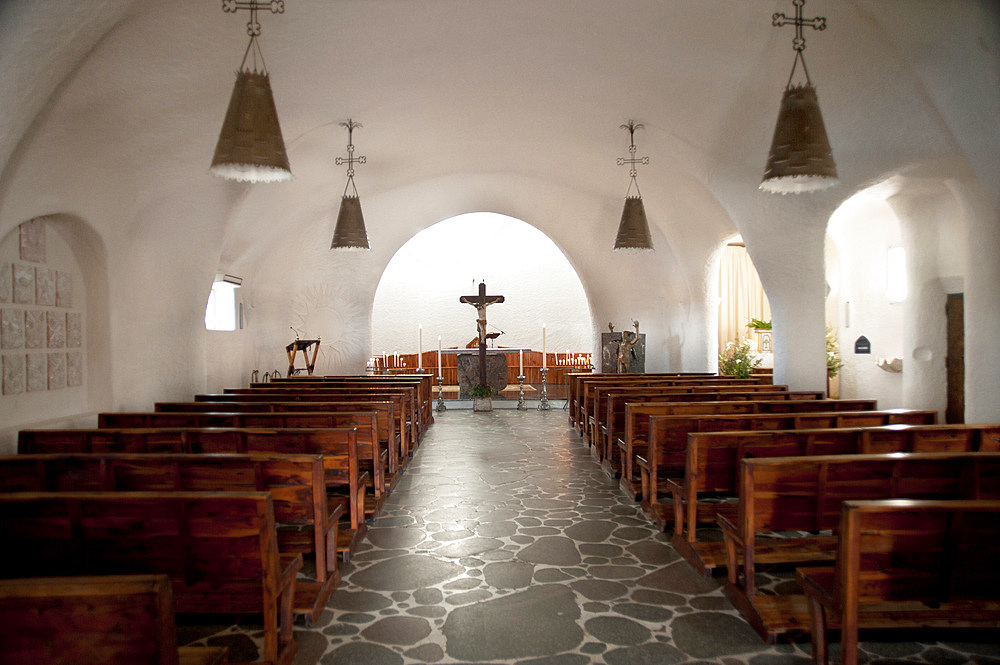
[210,1,292,183]
[614,121,654,251]
[330,119,370,250]
[760,0,838,194]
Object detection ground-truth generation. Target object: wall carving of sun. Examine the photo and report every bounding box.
[289,282,367,373]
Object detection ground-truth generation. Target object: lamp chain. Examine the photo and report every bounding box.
[772,0,826,88]
[336,119,367,198]
[617,121,648,199]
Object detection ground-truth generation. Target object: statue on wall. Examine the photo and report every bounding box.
[617,320,640,374]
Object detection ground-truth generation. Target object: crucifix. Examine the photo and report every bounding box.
[460,282,505,390]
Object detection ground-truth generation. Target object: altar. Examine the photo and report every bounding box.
[442,348,527,399]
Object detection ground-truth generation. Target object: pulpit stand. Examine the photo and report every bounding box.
[286,338,320,377]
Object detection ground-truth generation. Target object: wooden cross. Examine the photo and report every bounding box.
[460,282,505,389]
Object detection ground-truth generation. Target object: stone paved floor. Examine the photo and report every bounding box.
[183,409,1000,664]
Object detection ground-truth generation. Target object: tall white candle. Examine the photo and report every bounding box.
[519,349,523,375]
[542,324,547,369]
[418,324,423,369]
[437,335,443,378]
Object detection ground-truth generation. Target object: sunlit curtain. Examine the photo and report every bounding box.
[718,244,771,353]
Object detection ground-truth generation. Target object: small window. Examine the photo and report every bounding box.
[886,246,907,303]
[205,276,241,331]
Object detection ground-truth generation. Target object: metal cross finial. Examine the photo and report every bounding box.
[223,1,285,37]
[617,121,649,196]
[336,119,367,194]
[772,0,826,53]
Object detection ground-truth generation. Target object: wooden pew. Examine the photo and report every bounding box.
[0,452,345,621]
[19,426,369,561]
[636,409,938,525]
[227,386,415,454]
[155,403,390,504]
[579,376,777,442]
[618,399,883,496]
[669,423,1000,575]
[572,373,767,437]
[271,375,434,438]
[194,395,405,468]
[598,387,824,463]
[0,491,300,665]
[0,574,228,665]
[796,499,1000,665]
[566,372,715,430]
[715,452,1000,642]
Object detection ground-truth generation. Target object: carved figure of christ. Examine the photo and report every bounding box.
[460,282,505,390]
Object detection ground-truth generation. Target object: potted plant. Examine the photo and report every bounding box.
[471,384,494,412]
[719,338,762,379]
[826,327,844,398]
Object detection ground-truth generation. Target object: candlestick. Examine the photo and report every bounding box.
[437,336,443,378]
[519,348,523,375]
[542,323,547,369]
[418,324,423,370]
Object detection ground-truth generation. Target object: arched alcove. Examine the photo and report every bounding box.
[371,213,593,357]
[0,214,111,451]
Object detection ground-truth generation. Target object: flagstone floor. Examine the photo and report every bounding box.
[183,409,1000,664]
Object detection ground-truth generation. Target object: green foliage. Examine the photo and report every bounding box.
[747,318,772,330]
[826,328,844,378]
[470,384,494,398]
[719,338,762,379]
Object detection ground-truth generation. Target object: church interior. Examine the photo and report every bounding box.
[1,1,999,664]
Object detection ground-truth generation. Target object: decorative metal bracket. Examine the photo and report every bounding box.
[336,119,367,196]
[223,0,285,36]
[617,121,649,198]
[772,0,827,86]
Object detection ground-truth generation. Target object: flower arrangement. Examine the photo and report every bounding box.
[826,328,844,378]
[747,318,772,330]
[719,338,762,379]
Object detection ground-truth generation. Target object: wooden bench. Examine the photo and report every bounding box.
[668,423,1000,575]
[194,396,404,468]
[619,400,886,497]
[0,574,228,665]
[715,451,1000,642]
[0,452,345,621]
[598,387,822,464]
[228,387,415,454]
[19,426,369,560]
[155,403,390,506]
[0,491,301,665]
[578,376,776,441]
[271,375,434,439]
[567,372,716,431]
[797,499,1000,665]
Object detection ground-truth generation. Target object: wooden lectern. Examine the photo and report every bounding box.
[286,338,320,376]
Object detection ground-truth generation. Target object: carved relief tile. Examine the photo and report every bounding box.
[35,267,55,306]
[67,352,83,387]
[56,271,73,308]
[47,311,66,348]
[1,309,24,349]
[13,264,34,304]
[2,354,25,395]
[19,219,45,263]
[66,312,82,348]
[48,352,66,390]
[0,263,10,303]
[26,353,46,392]
[25,310,45,349]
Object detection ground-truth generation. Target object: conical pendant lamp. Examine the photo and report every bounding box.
[210,1,291,183]
[331,120,370,251]
[613,121,653,251]
[760,0,838,194]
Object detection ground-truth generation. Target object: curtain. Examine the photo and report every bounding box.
[718,244,771,353]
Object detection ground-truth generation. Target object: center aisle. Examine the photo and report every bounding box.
[297,409,806,664]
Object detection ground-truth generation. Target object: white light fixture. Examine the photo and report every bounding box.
[760,0,838,194]
[210,1,292,183]
[613,121,654,251]
[330,119,371,250]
